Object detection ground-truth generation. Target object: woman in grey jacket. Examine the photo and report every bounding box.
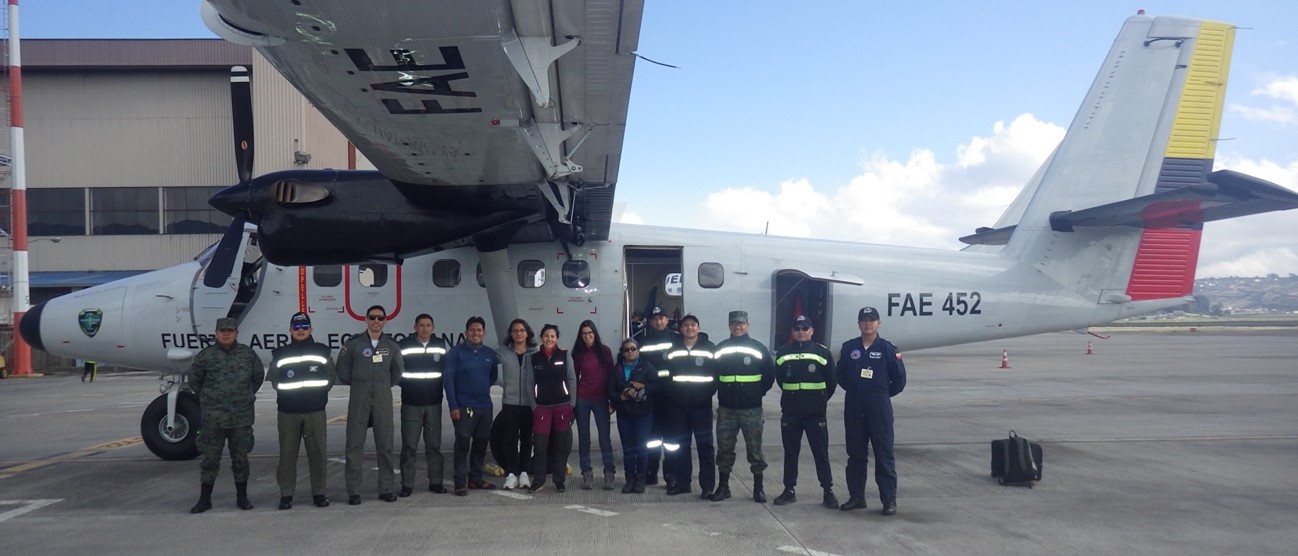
[492,319,537,490]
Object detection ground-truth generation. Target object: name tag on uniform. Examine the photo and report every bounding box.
[373,354,383,363]
[374,348,388,363]
[860,368,874,379]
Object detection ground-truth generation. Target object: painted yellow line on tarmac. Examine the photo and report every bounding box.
[0,436,143,480]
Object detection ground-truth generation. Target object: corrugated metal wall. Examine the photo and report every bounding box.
[26,234,222,271]
[252,54,357,173]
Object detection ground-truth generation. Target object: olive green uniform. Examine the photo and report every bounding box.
[337,332,404,497]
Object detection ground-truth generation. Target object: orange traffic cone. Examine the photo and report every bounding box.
[1086,341,1094,355]
[999,349,1011,369]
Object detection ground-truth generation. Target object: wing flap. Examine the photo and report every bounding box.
[1048,170,1298,231]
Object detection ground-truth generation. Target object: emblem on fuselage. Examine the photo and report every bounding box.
[79,308,104,337]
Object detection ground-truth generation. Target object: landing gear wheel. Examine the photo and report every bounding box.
[141,393,201,461]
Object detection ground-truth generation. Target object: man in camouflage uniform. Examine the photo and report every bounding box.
[711,310,776,502]
[337,304,405,505]
[189,317,266,514]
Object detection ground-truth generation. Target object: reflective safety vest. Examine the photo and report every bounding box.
[775,341,836,416]
[714,335,776,409]
[664,339,718,407]
[270,341,335,414]
[398,336,450,406]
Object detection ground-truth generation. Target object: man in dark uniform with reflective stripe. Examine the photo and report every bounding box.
[398,313,450,496]
[773,315,837,508]
[711,310,775,502]
[836,307,906,516]
[188,317,265,514]
[637,306,678,487]
[663,314,719,497]
[337,304,405,505]
[268,312,335,510]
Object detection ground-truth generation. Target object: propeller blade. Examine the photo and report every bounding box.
[203,215,247,288]
[230,66,254,183]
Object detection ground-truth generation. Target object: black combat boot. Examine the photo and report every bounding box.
[235,481,253,510]
[751,473,767,503]
[190,482,214,514]
[632,474,646,494]
[709,472,732,501]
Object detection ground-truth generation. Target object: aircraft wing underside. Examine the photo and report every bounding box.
[202,0,643,244]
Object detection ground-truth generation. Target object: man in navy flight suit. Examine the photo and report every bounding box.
[835,306,906,516]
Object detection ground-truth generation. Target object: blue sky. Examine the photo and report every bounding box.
[20,1,1298,277]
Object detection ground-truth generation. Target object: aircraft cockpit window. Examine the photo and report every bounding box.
[314,265,342,287]
[562,260,590,288]
[358,264,388,287]
[698,262,725,289]
[518,260,546,288]
[433,260,462,288]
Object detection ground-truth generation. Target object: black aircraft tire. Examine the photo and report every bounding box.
[140,393,201,461]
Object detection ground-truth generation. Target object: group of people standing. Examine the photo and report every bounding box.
[185,303,907,517]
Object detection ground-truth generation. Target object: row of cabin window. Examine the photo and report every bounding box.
[309,261,727,290]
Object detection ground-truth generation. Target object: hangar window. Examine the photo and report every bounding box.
[358,264,388,287]
[313,265,342,287]
[28,188,87,236]
[433,260,461,288]
[562,260,590,288]
[519,260,545,288]
[92,187,160,235]
[698,262,725,289]
[165,187,232,234]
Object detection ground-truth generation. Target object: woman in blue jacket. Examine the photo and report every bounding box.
[609,338,657,493]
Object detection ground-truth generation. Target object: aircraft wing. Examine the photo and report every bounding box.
[201,0,643,244]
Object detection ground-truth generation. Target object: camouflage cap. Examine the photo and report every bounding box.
[728,310,748,324]
[215,317,238,330]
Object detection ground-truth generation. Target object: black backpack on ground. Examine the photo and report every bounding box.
[991,430,1043,487]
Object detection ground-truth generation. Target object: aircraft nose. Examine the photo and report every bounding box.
[19,301,45,352]
[209,182,254,217]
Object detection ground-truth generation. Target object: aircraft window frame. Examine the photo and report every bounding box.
[562,260,590,288]
[433,259,461,288]
[313,265,343,287]
[358,264,388,288]
[518,260,546,288]
[698,262,725,289]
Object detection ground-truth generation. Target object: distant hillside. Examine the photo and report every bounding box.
[1184,275,1298,314]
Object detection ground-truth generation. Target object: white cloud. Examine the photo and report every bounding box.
[1230,76,1298,124]
[1198,154,1298,278]
[618,210,645,225]
[1252,76,1298,105]
[1228,104,1297,124]
[700,114,1064,249]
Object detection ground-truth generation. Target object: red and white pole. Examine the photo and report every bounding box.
[8,0,32,375]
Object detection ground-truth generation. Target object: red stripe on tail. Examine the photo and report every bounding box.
[1125,228,1202,300]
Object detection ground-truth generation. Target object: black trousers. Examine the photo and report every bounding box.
[490,404,533,476]
[780,413,833,491]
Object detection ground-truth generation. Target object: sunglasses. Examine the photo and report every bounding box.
[621,347,638,353]
[792,326,811,332]
[367,315,386,321]
[291,323,311,331]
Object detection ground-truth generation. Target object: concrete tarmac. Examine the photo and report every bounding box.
[1,330,1296,555]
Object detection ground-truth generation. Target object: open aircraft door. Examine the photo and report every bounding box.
[346,263,402,323]
[191,223,259,331]
[772,269,863,348]
[622,247,682,338]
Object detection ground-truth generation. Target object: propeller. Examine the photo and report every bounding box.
[203,66,255,289]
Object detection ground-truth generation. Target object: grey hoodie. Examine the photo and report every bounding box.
[495,345,538,406]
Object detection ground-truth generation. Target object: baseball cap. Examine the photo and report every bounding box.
[728,310,748,324]
[858,307,880,321]
[290,312,311,327]
[650,306,666,317]
[792,315,812,327]
[216,317,238,330]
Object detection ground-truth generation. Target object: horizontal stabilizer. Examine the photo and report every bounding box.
[961,170,1298,246]
[1049,170,1298,232]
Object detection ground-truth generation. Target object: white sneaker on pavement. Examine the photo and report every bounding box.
[504,473,519,490]
[519,472,532,489]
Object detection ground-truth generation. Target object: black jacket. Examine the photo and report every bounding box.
[775,340,836,416]
[398,335,449,406]
[269,339,335,414]
[663,338,718,408]
[608,356,657,418]
[530,348,576,407]
[714,334,776,409]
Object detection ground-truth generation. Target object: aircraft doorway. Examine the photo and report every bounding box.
[345,263,402,321]
[772,269,862,348]
[623,247,682,338]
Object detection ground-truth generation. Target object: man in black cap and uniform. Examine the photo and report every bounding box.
[268,312,335,509]
[663,314,718,497]
[397,313,450,495]
[836,307,906,516]
[773,315,837,508]
[638,305,678,487]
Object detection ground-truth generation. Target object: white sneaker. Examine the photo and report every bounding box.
[504,473,519,490]
[518,472,532,489]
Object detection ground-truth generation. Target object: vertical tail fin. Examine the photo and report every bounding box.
[968,16,1237,304]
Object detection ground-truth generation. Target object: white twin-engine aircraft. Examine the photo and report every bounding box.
[20,2,1298,460]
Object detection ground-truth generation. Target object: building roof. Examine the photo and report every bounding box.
[3,39,251,70]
